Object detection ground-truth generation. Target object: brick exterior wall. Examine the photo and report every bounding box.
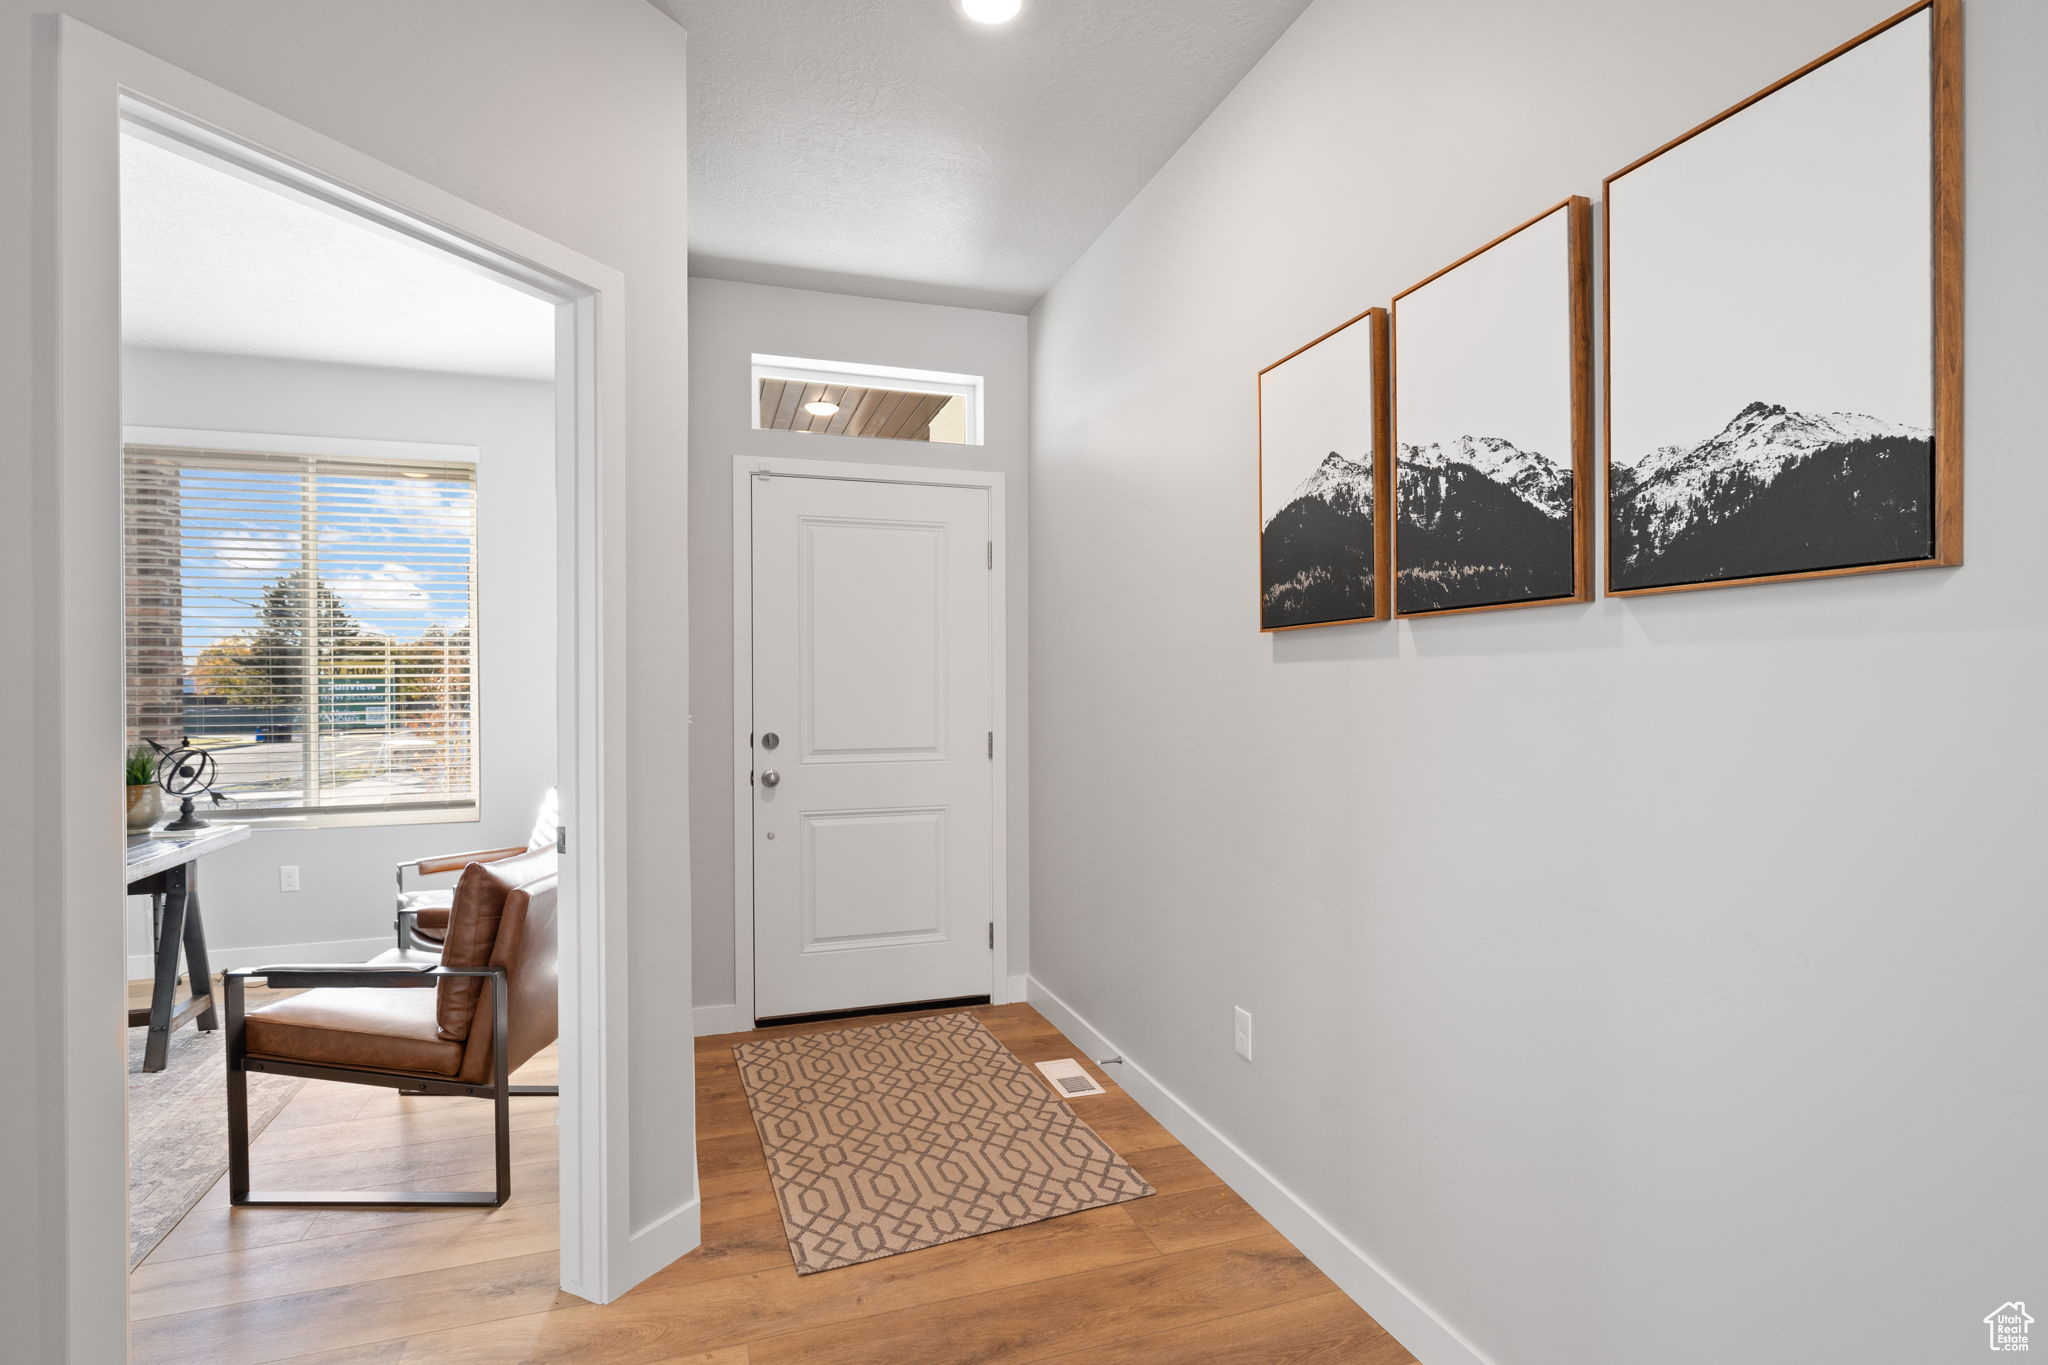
[124,459,185,748]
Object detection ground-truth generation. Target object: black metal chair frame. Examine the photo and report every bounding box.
[224,962,555,1209]
[395,901,441,952]
[392,848,525,951]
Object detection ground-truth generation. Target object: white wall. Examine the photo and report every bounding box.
[0,3,694,1355]
[1028,3,2046,1364]
[688,277,1029,1024]
[120,347,556,970]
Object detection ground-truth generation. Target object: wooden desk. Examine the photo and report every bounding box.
[125,824,249,1072]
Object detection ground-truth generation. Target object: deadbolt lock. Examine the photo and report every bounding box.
[761,731,780,750]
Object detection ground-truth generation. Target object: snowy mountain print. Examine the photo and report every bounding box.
[1262,451,1374,627]
[1267,450,1374,527]
[1395,436,1575,613]
[1610,401,1932,590]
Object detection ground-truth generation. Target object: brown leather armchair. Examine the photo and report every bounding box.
[225,850,558,1208]
[395,789,558,950]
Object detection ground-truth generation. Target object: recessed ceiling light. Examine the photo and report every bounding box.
[959,0,1022,24]
[803,400,840,416]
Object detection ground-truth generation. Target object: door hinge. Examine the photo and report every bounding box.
[989,922,995,950]
[987,540,993,569]
[556,826,568,855]
[987,731,994,759]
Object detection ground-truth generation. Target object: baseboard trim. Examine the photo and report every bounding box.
[1002,972,1027,1004]
[625,1196,701,1292]
[1025,976,1495,1365]
[693,1002,741,1037]
[127,935,393,982]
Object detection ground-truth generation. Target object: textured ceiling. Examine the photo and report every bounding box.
[658,0,1312,312]
[121,135,556,379]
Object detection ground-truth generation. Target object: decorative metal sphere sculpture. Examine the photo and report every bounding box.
[149,738,232,832]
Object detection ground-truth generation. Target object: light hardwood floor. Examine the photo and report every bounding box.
[130,996,1416,1363]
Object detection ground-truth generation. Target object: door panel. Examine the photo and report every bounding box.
[802,519,944,759]
[802,807,945,949]
[753,473,993,1020]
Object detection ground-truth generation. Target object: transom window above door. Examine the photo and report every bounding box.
[122,441,479,824]
[752,354,983,446]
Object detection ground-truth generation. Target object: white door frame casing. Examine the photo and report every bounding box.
[40,19,640,1357]
[731,455,1011,1028]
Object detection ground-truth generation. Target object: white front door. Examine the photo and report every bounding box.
[750,471,996,1020]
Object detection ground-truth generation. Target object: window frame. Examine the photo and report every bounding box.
[122,425,484,830]
[750,354,986,446]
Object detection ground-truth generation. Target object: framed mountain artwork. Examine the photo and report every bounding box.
[1257,307,1390,631]
[1390,198,1593,618]
[1604,0,1961,596]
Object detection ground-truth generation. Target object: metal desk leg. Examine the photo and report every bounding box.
[142,865,190,1072]
[181,871,218,1032]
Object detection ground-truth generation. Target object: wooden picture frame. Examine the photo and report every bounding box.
[1257,307,1392,631]
[1389,197,1594,620]
[1602,0,1961,598]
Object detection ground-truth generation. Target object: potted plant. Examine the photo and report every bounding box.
[125,743,163,833]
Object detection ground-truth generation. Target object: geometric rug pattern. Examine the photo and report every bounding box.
[734,1011,1154,1274]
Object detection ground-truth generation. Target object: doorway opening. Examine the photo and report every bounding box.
[36,29,642,1344]
[115,112,577,1326]
[117,112,570,1298]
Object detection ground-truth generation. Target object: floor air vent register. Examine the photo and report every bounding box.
[1035,1057,1108,1098]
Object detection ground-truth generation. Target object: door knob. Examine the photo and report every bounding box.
[760,770,781,788]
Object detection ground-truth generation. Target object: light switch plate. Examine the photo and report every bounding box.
[1234,1006,1253,1061]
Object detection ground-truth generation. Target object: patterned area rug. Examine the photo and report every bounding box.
[735,1011,1154,1275]
[128,1020,303,1268]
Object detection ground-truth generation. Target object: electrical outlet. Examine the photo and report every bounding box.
[1233,1006,1253,1061]
[279,865,300,892]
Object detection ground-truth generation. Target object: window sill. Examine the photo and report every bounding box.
[227,806,480,832]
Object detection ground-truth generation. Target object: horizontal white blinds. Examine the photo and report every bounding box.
[123,445,479,816]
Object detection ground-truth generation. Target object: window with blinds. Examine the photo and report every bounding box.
[123,445,479,819]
